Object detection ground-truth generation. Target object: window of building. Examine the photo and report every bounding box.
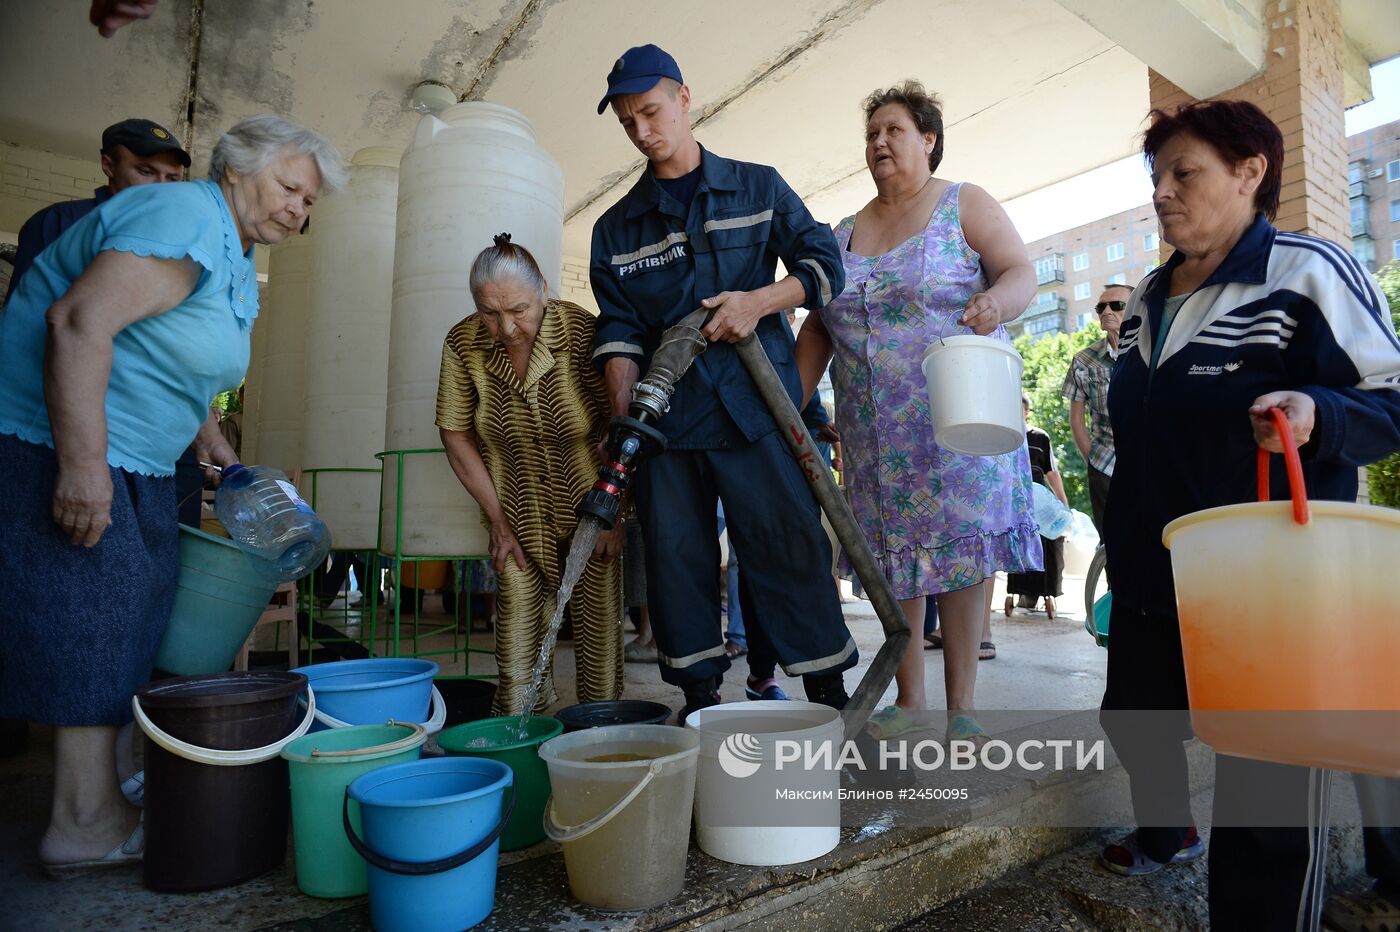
[1077,313,1091,330]
[1106,242,1125,262]
[1394,240,1400,261]
[1107,272,1127,286]
[1143,232,1158,252]
[1356,201,1372,225]
[1389,160,1400,183]
[1073,282,1091,301]
[1391,200,1400,224]
[1072,252,1089,271]
[1352,238,1375,268]
[1350,162,1365,185]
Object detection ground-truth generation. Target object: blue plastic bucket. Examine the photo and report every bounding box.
[345,757,514,932]
[292,659,439,728]
[153,525,277,675]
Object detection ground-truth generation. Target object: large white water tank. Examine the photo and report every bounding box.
[301,147,401,550]
[255,231,314,476]
[383,103,564,556]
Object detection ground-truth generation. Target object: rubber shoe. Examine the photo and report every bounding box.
[1100,827,1204,876]
[678,685,722,725]
[745,678,789,701]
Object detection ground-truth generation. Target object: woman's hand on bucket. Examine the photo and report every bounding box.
[1249,391,1316,452]
[52,461,113,547]
[959,292,1003,336]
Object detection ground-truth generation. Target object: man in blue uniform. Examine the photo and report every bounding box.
[591,45,856,722]
[5,118,189,303]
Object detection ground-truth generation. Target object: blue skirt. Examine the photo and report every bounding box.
[0,434,178,725]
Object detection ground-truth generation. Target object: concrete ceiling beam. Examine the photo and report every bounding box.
[1051,0,1267,100]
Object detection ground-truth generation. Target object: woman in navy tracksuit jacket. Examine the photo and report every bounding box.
[1098,100,1400,929]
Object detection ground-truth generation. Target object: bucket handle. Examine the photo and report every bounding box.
[1256,407,1309,525]
[542,759,663,844]
[341,783,515,876]
[303,685,446,735]
[132,685,317,766]
[308,721,427,758]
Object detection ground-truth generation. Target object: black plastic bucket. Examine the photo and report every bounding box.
[135,671,309,892]
[554,700,672,732]
[435,678,497,726]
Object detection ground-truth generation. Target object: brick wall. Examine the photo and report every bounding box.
[559,255,598,314]
[0,142,106,236]
[1147,0,1349,243]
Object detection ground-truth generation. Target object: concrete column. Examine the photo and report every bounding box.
[1147,0,1349,242]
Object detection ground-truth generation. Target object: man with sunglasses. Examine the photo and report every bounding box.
[1063,283,1132,534]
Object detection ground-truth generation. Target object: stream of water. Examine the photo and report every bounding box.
[514,515,604,737]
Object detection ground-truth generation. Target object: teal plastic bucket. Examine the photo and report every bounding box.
[437,716,563,850]
[283,723,427,898]
[154,525,277,675]
[346,757,514,932]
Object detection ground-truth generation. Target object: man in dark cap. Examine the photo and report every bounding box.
[590,44,855,722]
[4,118,189,303]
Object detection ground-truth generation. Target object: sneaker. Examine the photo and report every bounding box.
[745,678,789,701]
[1100,827,1204,876]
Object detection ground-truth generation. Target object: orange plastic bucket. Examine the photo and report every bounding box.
[1163,410,1400,776]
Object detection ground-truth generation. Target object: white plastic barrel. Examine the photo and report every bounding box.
[383,103,564,556]
[301,147,401,549]
[256,232,314,475]
[920,335,1025,456]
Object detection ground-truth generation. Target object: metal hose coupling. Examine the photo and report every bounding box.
[576,308,713,529]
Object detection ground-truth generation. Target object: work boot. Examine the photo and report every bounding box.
[802,672,848,710]
[678,676,722,725]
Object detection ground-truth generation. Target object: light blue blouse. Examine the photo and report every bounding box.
[0,179,256,476]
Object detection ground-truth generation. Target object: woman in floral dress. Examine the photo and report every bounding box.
[796,81,1041,740]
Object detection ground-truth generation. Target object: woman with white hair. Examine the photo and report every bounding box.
[0,113,343,878]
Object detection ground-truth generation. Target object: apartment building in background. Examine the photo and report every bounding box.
[1014,203,1162,339]
[1012,115,1400,342]
[1348,116,1400,272]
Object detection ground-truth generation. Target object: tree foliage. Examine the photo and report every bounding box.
[1367,262,1400,508]
[1014,322,1104,514]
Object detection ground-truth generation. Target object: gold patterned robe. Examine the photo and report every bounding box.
[436,300,623,714]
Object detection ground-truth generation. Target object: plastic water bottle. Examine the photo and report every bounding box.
[214,464,332,582]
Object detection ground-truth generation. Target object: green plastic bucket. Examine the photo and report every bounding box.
[437,716,563,850]
[282,722,427,898]
[154,525,278,675]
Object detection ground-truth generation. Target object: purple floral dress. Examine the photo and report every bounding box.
[821,182,1041,599]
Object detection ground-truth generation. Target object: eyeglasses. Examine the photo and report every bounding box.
[1094,300,1127,314]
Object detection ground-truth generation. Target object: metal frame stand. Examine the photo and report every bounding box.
[296,466,383,666]
[373,447,496,682]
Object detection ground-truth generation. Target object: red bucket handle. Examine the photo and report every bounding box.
[1256,407,1309,525]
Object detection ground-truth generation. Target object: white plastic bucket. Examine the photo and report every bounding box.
[920,335,1024,456]
[686,700,843,866]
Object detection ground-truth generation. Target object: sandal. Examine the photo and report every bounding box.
[1045,596,1056,621]
[1324,886,1400,932]
[120,770,145,809]
[865,705,922,740]
[978,641,996,661]
[1099,827,1204,877]
[623,640,658,663]
[947,713,990,745]
[924,633,942,650]
[42,819,144,880]
[1004,595,1014,617]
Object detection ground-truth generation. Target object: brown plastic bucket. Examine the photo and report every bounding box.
[134,671,312,891]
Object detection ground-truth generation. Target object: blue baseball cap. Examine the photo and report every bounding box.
[597,44,684,115]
